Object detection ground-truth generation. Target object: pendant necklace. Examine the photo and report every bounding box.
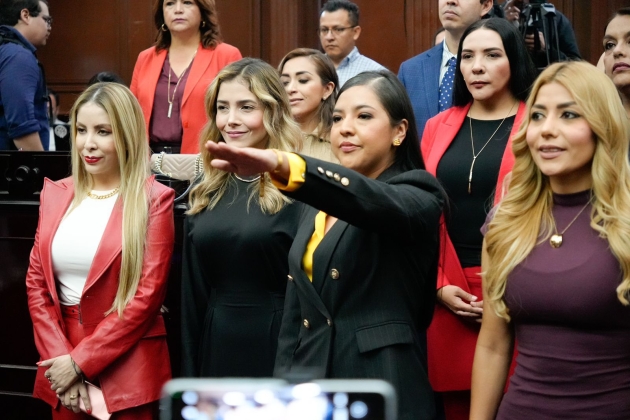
[468,101,516,194]
[167,51,197,118]
[234,174,261,183]
[549,199,591,248]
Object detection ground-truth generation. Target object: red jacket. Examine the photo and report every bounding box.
[421,102,525,391]
[27,176,175,412]
[131,43,242,154]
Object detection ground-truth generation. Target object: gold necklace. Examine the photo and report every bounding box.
[167,51,197,118]
[549,199,591,248]
[467,102,517,194]
[87,187,119,200]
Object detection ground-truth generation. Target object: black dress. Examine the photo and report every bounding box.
[181,177,303,377]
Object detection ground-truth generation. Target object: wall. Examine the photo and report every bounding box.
[39,0,626,114]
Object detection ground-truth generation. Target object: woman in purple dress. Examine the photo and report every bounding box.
[470,61,630,419]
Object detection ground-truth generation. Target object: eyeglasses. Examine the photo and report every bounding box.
[318,26,356,36]
[41,16,53,27]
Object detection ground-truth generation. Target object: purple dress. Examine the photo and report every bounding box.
[497,190,630,419]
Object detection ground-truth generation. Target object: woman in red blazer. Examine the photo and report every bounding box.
[131,0,241,154]
[28,83,174,419]
[420,19,536,420]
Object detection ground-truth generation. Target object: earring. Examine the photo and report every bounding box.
[161,23,168,32]
[201,21,206,28]
[322,96,328,102]
[393,138,402,146]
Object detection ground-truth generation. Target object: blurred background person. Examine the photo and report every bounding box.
[28,82,174,419]
[131,0,241,154]
[471,61,630,420]
[206,70,444,420]
[0,0,51,150]
[278,48,338,162]
[420,18,537,420]
[603,7,630,118]
[501,0,581,67]
[180,58,303,378]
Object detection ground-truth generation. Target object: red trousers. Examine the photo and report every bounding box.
[51,305,159,420]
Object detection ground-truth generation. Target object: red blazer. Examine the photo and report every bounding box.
[130,43,242,154]
[421,102,526,391]
[26,176,175,412]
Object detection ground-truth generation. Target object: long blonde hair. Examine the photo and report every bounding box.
[188,58,302,215]
[69,83,151,317]
[484,61,630,320]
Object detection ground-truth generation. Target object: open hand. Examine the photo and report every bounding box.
[206,141,277,177]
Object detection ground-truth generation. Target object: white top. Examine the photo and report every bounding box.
[51,190,119,305]
[439,39,457,84]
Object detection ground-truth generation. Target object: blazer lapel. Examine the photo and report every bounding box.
[182,45,214,107]
[311,219,349,295]
[39,178,74,303]
[144,49,167,118]
[423,47,443,118]
[83,198,123,293]
[425,104,472,175]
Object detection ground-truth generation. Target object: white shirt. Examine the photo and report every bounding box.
[439,40,457,85]
[335,47,387,88]
[51,190,118,305]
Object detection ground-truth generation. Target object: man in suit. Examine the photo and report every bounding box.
[398,0,493,138]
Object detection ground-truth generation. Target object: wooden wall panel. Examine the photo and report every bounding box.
[38,0,629,116]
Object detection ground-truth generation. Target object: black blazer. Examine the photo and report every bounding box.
[274,156,444,420]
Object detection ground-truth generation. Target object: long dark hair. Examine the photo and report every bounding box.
[452,18,537,107]
[339,71,425,172]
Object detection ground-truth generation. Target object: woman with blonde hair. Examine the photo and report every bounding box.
[180,58,304,378]
[471,61,630,419]
[278,48,338,162]
[28,82,175,419]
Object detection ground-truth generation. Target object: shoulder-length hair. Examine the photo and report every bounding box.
[69,83,151,318]
[188,58,303,215]
[452,17,537,107]
[339,70,425,172]
[278,48,339,141]
[484,61,630,320]
[153,0,223,51]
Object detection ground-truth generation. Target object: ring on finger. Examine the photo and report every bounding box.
[69,395,77,399]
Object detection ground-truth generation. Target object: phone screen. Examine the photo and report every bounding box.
[161,380,391,420]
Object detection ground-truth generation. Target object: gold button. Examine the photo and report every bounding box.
[333,173,341,182]
[317,167,324,174]
[303,319,310,329]
[287,275,293,282]
[326,170,333,178]
[327,319,332,327]
[301,173,305,179]
[330,268,339,279]
[341,177,350,186]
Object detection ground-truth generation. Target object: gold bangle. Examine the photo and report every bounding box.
[272,149,284,174]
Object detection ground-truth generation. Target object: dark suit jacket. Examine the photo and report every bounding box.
[398,43,443,139]
[274,156,445,420]
[27,176,174,412]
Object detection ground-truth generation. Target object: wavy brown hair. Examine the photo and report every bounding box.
[153,0,223,51]
[484,61,630,320]
[188,58,302,215]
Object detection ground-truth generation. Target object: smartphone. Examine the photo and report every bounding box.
[160,378,396,420]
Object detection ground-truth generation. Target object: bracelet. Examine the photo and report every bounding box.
[271,149,284,174]
[71,358,84,383]
[153,152,173,178]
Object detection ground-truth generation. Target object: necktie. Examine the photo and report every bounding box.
[438,57,457,112]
